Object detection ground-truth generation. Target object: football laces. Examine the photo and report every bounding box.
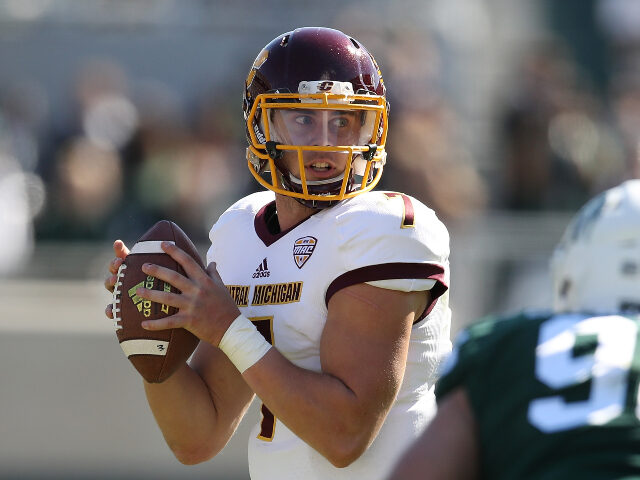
[111,263,127,330]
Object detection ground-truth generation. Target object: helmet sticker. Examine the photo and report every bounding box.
[246,48,269,88]
[253,48,269,69]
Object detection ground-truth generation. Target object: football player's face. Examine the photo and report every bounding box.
[270,109,363,180]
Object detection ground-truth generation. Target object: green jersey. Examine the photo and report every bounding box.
[436,311,640,479]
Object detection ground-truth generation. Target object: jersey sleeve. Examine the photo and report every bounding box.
[206,192,273,265]
[207,210,233,266]
[326,192,450,308]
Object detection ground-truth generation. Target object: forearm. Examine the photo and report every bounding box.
[242,349,388,467]
[144,363,223,463]
[144,358,253,464]
[221,286,419,468]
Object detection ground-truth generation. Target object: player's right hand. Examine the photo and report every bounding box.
[105,240,130,319]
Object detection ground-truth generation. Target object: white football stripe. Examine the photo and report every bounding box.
[120,339,169,357]
[129,241,175,255]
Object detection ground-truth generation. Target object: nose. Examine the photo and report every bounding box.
[309,111,330,146]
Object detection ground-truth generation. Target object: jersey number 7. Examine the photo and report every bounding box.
[383,192,415,228]
[250,316,277,441]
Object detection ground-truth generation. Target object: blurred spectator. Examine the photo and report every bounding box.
[33,57,254,243]
[545,0,611,94]
[597,0,640,75]
[610,74,640,179]
[187,86,255,236]
[0,80,48,273]
[6,6,633,247]
[127,82,248,242]
[0,79,48,173]
[41,138,123,239]
[0,153,42,275]
[380,28,488,223]
[384,101,488,223]
[35,59,136,240]
[498,40,625,211]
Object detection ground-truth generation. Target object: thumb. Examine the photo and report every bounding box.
[113,239,130,259]
[206,261,221,280]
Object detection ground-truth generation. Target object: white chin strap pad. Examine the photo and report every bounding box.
[288,172,345,186]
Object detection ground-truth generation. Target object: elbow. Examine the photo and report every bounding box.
[327,452,362,469]
[175,454,205,466]
[169,441,222,466]
[323,433,370,468]
[172,447,213,466]
[321,411,384,468]
[326,445,367,469]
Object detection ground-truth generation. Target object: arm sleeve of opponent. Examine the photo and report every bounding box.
[436,318,504,404]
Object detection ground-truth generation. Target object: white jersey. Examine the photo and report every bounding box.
[207,190,452,480]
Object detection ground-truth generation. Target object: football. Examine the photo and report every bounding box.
[112,220,203,383]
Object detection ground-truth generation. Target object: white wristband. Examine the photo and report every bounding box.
[218,314,272,373]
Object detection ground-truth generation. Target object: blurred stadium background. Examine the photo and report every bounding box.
[0,0,638,478]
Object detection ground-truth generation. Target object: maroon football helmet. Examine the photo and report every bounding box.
[243,27,389,208]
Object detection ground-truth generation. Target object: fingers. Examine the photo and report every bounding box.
[136,285,187,310]
[161,242,206,281]
[206,261,222,281]
[106,241,129,293]
[113,239,130,259]
[108,256,124,275]
[141,314,185,331]
[105,304,114,319]
[205,261,228,291]
[105,257,125,292]
[105,274,116,292]
[141,262,193,293]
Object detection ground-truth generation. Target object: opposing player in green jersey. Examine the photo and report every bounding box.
[387,179,640,480]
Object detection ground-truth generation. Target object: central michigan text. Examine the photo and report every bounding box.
[252,281,303,306]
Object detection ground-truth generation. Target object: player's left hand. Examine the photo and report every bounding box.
[136,241,241,347]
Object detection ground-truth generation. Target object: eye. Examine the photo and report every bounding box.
[330,117,350,128]
[294,114,314,126]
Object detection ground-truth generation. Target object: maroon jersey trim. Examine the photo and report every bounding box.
[254,201,316,247]
[325,263,448,322]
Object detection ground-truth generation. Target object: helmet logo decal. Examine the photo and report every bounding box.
[253,49,269,69]
[246,48,269,88]
[293,236,317,269]
[318,81,334,91]
[298,80,354,97]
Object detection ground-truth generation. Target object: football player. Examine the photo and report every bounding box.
[105,27,451,480]
[387,179,640,479]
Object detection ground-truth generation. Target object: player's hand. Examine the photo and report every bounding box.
[105,240,130,319]
[135,241,241,346]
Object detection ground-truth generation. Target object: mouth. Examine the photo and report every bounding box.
[305,160,339,179]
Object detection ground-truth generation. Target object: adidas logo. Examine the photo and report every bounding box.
[128,278,154,318]
[127,276,170,317]
[252,258,270,278]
